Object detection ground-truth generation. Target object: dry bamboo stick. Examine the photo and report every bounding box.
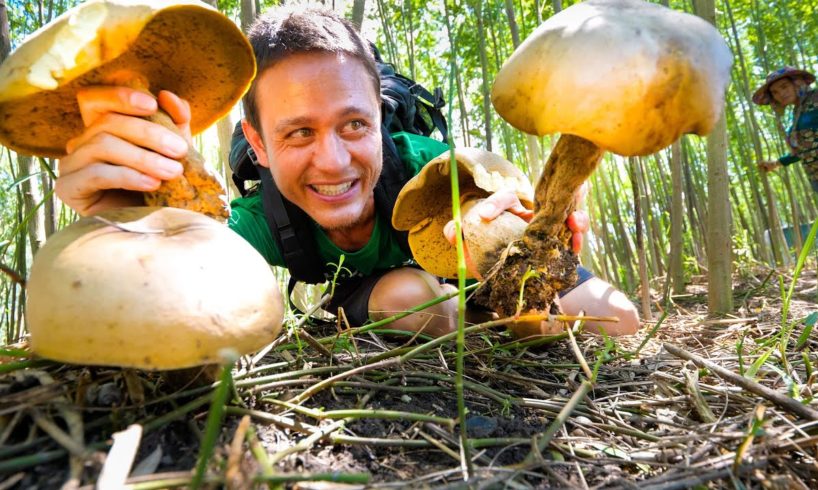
[663,343,818,420]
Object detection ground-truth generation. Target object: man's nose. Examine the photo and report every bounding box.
[313,132,351,172]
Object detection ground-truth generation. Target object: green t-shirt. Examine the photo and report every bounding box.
[228,132,449,280]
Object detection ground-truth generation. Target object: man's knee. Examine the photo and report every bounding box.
[559,277,640,336]
[368,268,456,338]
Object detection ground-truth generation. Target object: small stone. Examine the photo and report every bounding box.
[465,415,498,438]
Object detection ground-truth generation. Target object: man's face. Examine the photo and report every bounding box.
[770,78,799,106]
[243,51,382,232]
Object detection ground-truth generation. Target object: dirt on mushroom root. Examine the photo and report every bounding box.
[474,230,579,317]
[476,134,604,318]
[2,267,817,488]
[141,111,229,222]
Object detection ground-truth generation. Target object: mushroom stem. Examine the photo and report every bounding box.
[143,109,229,222]
[526,134,603,247]
[102,72,229,222]
[475,134,603,317]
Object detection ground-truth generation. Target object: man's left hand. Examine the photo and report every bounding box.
[443,189,589,254]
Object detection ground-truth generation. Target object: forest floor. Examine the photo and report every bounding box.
[1,267,817,489]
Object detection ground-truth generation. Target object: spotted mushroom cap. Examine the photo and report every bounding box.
[392,147,534,279]
[0,0,256,157]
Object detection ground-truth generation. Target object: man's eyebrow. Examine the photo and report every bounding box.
[274,116,313,132]
[273,106,377,132]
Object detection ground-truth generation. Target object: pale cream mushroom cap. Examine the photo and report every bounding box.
[26,207,284,370]
[392,148,533,279]
[0,0,255,157]
[491,0,733,156]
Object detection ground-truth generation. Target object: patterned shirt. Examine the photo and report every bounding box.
[779,88,818,188]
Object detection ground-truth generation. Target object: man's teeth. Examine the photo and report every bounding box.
[312,181,353,196]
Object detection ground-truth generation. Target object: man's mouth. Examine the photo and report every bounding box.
[310,181,354,197]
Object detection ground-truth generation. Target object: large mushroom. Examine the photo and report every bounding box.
[0,0,283,369]
[0,0,256,219]
[393,147,534,280]
[26,207,283,370]
[478,0,732,317]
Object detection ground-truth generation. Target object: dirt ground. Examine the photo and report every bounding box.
[1,267,817,489]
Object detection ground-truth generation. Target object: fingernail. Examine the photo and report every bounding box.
[140,175,161,189]
[158,160,184,178]
[479,202,496,217]
[130,92,156,111]
[162,134,188,155]
[444,221,456,240]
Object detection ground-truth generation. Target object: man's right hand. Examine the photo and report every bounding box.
[55,87,191,216]
[758,159,781,172]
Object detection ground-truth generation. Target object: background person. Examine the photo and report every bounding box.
[753,66,818,193]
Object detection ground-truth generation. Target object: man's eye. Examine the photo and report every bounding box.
[288,128,313,139]
[346,120,366,132]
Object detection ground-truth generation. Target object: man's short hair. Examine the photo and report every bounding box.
[243,7,381,131]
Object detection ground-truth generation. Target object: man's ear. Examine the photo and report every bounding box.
[241,119,270,169]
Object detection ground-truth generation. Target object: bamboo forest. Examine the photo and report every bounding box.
[1,0,818,487]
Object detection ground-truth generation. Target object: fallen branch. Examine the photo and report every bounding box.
[663,343,818,421]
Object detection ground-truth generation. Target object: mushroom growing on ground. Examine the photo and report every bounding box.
[393,147,534,280]
[477,0,732,318]
[0,0,283,369]
[26,207,284,369]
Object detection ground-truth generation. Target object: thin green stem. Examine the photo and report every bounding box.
[191,359,235,490]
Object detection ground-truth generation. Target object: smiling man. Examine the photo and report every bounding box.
[55,7,639,338]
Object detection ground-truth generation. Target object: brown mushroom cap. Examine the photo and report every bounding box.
[26,207,283,370]
[392,148,534,279]
[0,0,256,157]
[491,0,732,156]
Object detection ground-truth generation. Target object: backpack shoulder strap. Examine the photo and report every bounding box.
[375,128,411,255]
[257,164,326,284]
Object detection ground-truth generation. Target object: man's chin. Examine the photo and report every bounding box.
[312,209,363,232]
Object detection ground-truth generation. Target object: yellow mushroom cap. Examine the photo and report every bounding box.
[392,148,533,279]
[491,0,733,156]
[0,0,256,157]
[26,207,283,370]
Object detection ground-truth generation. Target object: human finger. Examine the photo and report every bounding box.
[572,232,583,254]
[157,90,193,140]
[65,113,189,161]
[55,164,161,215]
[566,210,589,234]
[76,86,158,127]
[477,190,533,222]
[61,131,184,180]
[443,220,457,245]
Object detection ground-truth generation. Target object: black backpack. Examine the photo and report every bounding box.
[229,46,448,284]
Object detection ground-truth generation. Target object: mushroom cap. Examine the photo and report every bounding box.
[392,148,534,279]
[0,0,256,157]
[491,0,733,156]
[26,207,283,370]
